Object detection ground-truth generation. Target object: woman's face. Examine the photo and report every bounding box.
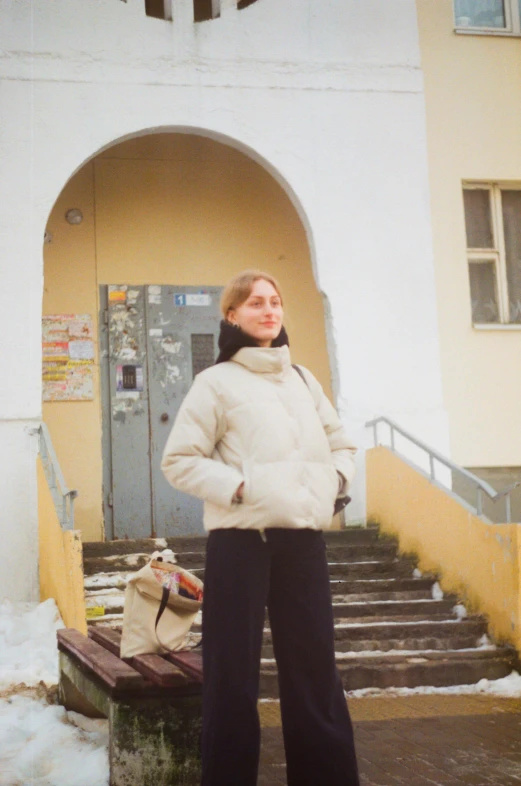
[228,279,283,347]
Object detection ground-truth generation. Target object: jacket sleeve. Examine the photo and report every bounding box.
[300,368,357,497]
[160,374,244,509]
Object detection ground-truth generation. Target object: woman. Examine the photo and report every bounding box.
[161,270,360,786]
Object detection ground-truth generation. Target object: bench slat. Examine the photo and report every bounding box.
[164,650,203,684]
[89,628,189,688]
[57,629,145,691]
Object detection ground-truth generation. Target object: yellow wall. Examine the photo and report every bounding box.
[43,133,332,541]
[38,459,87,633]
[417,0,521,467]
[367,446,521,650]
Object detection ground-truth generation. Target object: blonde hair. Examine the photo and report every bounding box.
[220,270,284,320]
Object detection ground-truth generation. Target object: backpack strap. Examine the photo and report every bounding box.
[292,363,352,515]
[292,364,309,387]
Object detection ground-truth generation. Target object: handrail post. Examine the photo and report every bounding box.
[390,424,395,451]
[429,454,435,480]
[373,422,377,446]
[506,493,512,524]
[476,487,483,517]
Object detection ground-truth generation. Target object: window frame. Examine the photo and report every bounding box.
[463,182,521,326]
[454,0,521,36]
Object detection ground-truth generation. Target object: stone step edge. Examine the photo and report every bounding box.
[260,646,505,668]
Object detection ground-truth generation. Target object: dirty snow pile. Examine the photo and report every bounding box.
[0,599,109,786]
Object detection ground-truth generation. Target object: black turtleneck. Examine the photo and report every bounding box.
[215,320,289,365]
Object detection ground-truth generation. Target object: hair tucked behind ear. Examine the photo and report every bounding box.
[220,270,283,320]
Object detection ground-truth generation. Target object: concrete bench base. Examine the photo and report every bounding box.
[58,630,202,786]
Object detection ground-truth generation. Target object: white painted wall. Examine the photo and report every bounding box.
[0,0,446,595]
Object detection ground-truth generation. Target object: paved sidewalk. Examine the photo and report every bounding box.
[258,695,521,785]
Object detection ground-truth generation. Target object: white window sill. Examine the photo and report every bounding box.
[473,323,521,330]
[455,28,521,37]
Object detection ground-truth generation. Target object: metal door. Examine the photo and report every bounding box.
[101,285,222,539]
[147,285,222,537]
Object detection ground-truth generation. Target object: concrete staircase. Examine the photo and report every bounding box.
[83,526,517,696]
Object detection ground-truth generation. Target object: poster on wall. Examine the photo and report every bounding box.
[42,315,95,401]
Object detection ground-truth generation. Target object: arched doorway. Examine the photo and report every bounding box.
[43,131,333,541]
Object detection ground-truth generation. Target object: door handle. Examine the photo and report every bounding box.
[160,413,169,423]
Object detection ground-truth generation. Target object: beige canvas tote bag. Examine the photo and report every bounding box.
[120,555,203,659]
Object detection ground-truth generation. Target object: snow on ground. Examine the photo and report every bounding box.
[0,697,108,786]
[0,600,109,786]
[0,600,64,692]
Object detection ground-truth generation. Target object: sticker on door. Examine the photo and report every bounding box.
[174,294,211,307]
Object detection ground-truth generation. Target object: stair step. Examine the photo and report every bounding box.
[83,594,453,620]
[82,524,516,697]
[332,590,438,603]
[82,554,417,578]
[258,648,516,697]
[84,574,435,595]
[83,541,416,579]
[330,576,435,593]
[261,634,490,658]
[330,616,488,641]
[331,599,456,618]
[81,526,383,559]
[261,646,499,666]
[329,558,417,578]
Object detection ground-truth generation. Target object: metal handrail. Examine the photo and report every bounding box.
[38,423,78,530]
[365,416,519,523]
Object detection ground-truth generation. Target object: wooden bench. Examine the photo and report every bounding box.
[57,627,203,786]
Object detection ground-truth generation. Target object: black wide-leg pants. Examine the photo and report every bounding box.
[201,528,360,786]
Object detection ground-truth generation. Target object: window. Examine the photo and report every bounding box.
[463,185,521,325]
[194,0,219,21]
[145,0,172,20]
[454,0,521,35]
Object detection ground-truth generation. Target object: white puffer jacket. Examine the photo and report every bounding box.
[161,345,357,532]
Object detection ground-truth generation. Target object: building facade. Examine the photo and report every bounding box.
[418,0,521,518]
[1,0,448,601]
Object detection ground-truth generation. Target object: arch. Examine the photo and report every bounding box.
[54,125,319,289]
[43,126,339,542]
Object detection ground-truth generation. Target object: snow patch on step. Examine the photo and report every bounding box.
[328,561,385,566]
[413,568,422,578]
[333,618,465,630]
[261,645,497,665]
[91,553,148,566]
[333,598,447,607]
[84,588,124,598]
[330,578,400,585]
[453,603,468,620]
[84,573,131,590]
[345,671,521,698]
[431,582,444,601]
[335,645,497,659]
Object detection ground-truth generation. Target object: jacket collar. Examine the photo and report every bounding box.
[215,320,290,365]
[232,345,292,377]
